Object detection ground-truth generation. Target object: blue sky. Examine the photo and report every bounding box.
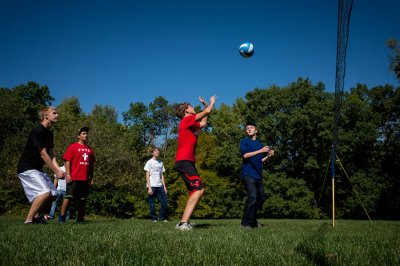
[1,0,399,120]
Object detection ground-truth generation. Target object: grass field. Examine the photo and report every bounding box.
[0,216,399,265]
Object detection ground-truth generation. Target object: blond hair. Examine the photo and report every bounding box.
[39,106,56,122]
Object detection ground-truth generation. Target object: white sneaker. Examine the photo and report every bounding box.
[175,222,192,231]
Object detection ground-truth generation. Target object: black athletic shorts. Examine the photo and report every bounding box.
[65,180,89,201]
[175,160,205,195]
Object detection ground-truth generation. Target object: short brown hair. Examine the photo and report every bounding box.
[39,106,56,122]
[175,102,190,119]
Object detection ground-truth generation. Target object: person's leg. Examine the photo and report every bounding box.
[148,187,157,221]
[49,189,62,218]
[241,176,257,227]
[25,192,52,223]
[157,187,168,221]
[59,198,70,222]
[76,181,89,222]
[77,199,86,222]
[254,179,266,227]
[175,161,205,229]
[18,170,56,223]
[180,188,204,223]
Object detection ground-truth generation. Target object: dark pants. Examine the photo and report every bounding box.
[241,176,266,227]
[148,186,168,221]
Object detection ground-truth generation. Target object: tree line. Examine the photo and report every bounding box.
[0,78,399,220]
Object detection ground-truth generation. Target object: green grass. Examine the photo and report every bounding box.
[0,216,399,265]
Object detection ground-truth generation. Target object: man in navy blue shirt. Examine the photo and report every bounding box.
[240,122,274,228]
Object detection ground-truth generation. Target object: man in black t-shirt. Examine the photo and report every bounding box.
[17,106,65,224]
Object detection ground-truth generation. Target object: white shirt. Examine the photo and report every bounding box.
[143,158,165,187]
[55,166,67,191]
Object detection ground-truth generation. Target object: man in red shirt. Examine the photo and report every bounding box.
[59,126,95,223]
[174,95,217,230]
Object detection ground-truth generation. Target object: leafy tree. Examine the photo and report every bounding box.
[264,173,321,219]
[387,39,400,81]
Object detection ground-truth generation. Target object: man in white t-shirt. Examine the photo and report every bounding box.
[144,147,168,222]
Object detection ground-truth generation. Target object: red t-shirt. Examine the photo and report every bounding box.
[175,114,200,162]
[63,142,95,181]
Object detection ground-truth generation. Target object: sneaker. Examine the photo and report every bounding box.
[44,214,51,221]
[240,223,252,229]
[32,216,47,224]
[175,222,192,231]
[58,215,66,223]
[152,220,158,223]
[162,220,169,223]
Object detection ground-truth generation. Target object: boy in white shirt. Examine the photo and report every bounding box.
[144,147,168,222]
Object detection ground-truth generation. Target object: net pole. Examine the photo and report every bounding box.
[332,0,354,227]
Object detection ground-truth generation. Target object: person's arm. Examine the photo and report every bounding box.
[65,160,72,183]
[53,176,58,187]
[146,171,153,195]
[161,173,167,194]
[243,146,270,159]
[196,95,217,128]
[39,147,64,179]
[89,163,94,187]
[262,149,274,163]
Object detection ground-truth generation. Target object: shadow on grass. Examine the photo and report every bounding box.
[295,222,336,266]
[193,223,211,229]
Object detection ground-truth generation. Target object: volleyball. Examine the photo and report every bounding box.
[239,42,254,58]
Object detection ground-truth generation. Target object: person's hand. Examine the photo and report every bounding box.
[268,150,275,157]
[209,95,217,105]
[66,175,72,183]
[147,187,153,196]
[55,170,65,179]
[199,96,208,107]
[261,146,270,153]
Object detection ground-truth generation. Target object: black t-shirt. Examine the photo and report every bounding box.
[17,124,54,174]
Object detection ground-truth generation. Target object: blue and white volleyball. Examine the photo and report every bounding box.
[239,42,254,58]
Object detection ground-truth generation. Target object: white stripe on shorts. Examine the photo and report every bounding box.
[18,169,57,203]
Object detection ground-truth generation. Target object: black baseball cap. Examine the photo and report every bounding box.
[78,126,89,135]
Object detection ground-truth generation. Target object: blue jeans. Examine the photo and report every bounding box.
[241,176,266,227]
[49,189,66,218]
[148,187,168,220]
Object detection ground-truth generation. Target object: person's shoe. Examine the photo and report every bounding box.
[58,215,66,223]
[152,220,158,223]
[240,223,252,229]
[44,214,51,221]
[162,219,169,223]
[32,216,47,224]
[175,222,192,231]
[257,223,263,228]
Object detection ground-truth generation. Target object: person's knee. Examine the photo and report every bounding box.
[247,194,257,204]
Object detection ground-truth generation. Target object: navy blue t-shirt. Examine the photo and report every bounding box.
[240,137,265,180]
